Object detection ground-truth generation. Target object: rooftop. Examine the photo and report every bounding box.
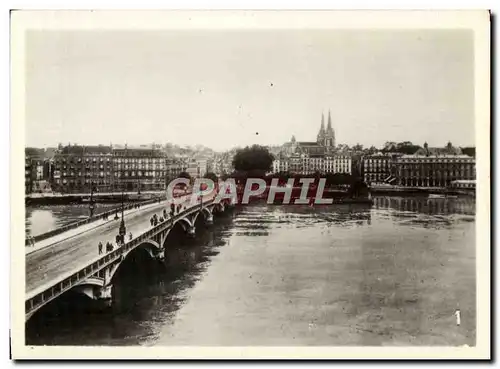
[399,154,473,159]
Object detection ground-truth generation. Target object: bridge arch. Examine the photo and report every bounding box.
[173,217,194,232]
[108,240,163,282]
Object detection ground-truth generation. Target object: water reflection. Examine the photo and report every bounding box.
[373,196,475,216]
[26,197,475,347]
[25,203,118,237]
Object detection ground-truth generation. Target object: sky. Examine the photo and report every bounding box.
[25,29,475,151]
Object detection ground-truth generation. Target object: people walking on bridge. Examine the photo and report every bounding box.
[150,217,154,226]
[98,241,103,255]
[129,232,133,241]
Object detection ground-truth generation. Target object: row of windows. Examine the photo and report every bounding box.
[56,158,111,164]
[55,178,166,185]
[399,158,474,163]
[113,152,164,158]
[55,165,111,170]
[452,183,475,189]
[113,157,164,163]
[55,157,175,164]
[399,164,475,169]
[114,165,166,169]
[401,168,475,173]
[401,172,475,177]
[115,171,166,177]
[57,170,167,177]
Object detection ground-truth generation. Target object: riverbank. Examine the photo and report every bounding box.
[369,185,475,197]
[25,191,166,206]
[237,186,373,205]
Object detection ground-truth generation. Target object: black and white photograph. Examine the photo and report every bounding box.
[10,10,490,359]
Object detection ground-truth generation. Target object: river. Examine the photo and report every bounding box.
[25,195,476,346]
[25,203,118,237]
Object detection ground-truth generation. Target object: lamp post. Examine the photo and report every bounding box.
[89,181,95,218]
[118,185,126,242]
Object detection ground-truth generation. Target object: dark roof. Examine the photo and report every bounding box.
[297,142,320,146]
[84,145,112,154]
[415,146,462,156]
[59,145,112,155]
[25,147,45,157]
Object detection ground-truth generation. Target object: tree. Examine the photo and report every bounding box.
[177,171,192,186]
[232,145,274,173]
[352,143,364,152]
[348,179,369,198]
[204,172,218,184]
[381,141,420,155]
[461,147,475,157]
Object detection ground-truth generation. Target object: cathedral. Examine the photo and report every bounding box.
[284,111,336,157]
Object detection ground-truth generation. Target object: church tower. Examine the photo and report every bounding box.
[324,110,336,151]
[317,112,325,144]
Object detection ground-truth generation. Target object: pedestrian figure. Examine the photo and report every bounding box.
[150,217,154,226]
[116,234,121,245]
[129,232,133,241]
[98,241,103,255]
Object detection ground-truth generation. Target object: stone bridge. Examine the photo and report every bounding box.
[25,195,234,322]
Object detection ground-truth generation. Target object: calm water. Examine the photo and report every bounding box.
[26,195,476,346]
[26,203,118,237]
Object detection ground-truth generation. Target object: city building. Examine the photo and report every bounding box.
[112,144,167,191]
[212,151,234,176]
[271,153,352,175]
[52,144,114,194]
[394,143,475,187]
[272,155,289,173]
[450,179,476,190]
[282,111,336,157]
[270,112,354,176]
[185,158,208,179]
[362,153,400,185]
[165,157,188,182]
[25,148,50,194]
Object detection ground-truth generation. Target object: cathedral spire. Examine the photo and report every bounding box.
[327,110,332,131]
[320,112,325,132]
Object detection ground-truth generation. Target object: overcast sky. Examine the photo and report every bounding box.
[25,29,474,151]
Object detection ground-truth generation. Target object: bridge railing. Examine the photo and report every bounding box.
[25,196,167,246]
[25,198,215,318]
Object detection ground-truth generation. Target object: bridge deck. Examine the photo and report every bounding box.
[25,197,196,295]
